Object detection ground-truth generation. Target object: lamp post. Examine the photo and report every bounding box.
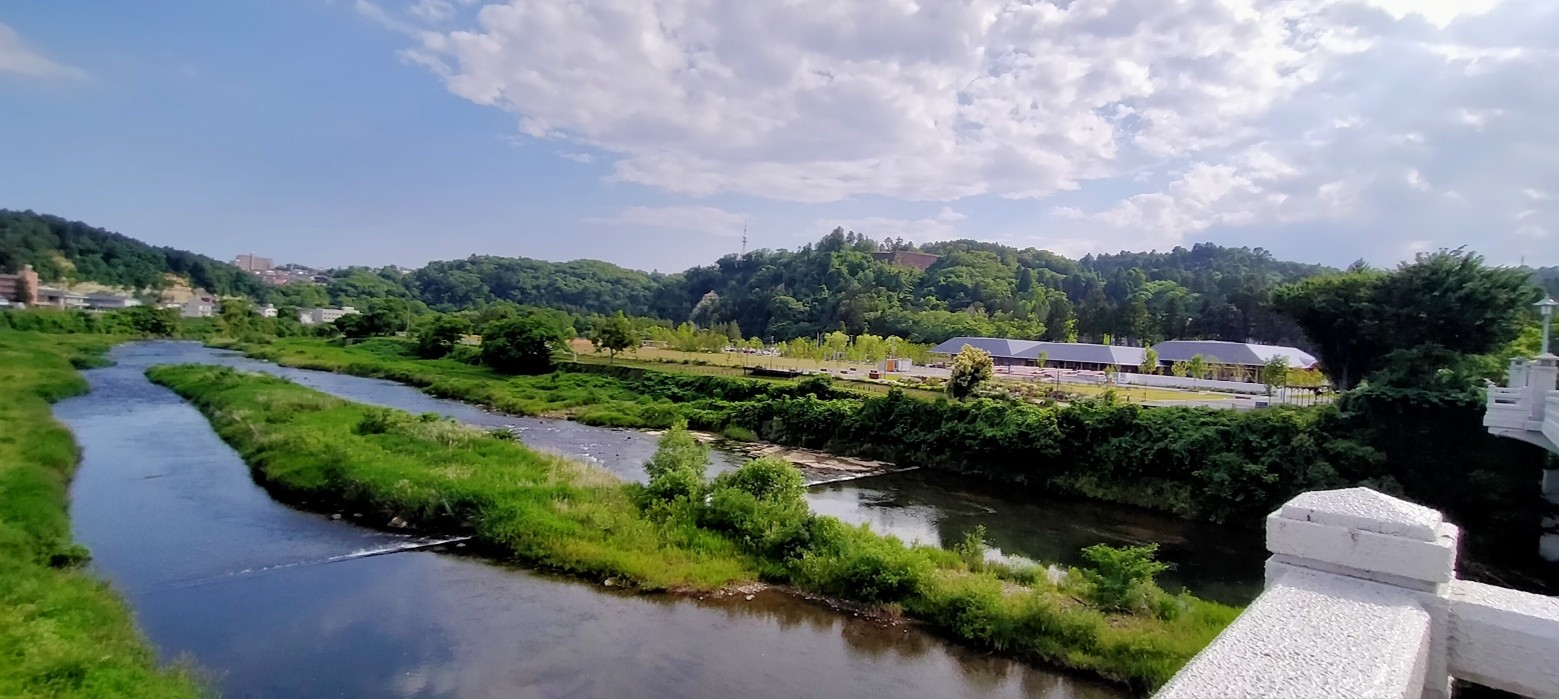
[1539,296,1558,358]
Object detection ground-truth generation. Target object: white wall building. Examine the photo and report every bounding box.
[258,303,278,318]
[298,306,357,325]
[85,294,141,310]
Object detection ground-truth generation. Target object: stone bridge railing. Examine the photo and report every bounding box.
[1483,355,1559,561]
[1485,356,1559,454]
[1155,488,1559,699]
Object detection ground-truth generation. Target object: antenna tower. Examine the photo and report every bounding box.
[742,221,748,256]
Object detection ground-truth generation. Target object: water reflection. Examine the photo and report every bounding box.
[808,472,1265,605]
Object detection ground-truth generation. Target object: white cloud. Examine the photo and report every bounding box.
[1359,0,1506,28]
[366,0,1559,263]
[584,205,747,238]
[391,0,1385,204]
[558,152,594,164]
[409,0,455,23]
[0,22,87,81]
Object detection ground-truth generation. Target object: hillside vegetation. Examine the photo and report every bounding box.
[0,210,266,298]
[7,209,1555,350]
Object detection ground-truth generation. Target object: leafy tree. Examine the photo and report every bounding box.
[480,316,563,374]
[1170,360,1190,378]
[1275,250,1536,389]
[1186,354,1208,386]
[415,314,469,359]
[591,311,638,361]
[947,344,993,399]
[1260,356,1289,397]
[117,305,180,336]
[218,298,254,336]
[1139,347,1159,375]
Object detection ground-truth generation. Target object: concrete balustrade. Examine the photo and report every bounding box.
[1484,355,1559,561]
[1155,487,1559,699]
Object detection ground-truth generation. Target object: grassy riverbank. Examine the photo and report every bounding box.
[0,331,205,698]
[151,363,1237,692]
[224,336,1548,559]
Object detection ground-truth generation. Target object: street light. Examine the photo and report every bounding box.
[1538,296,1558,357]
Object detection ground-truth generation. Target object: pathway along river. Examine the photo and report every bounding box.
[55,342,1257,698]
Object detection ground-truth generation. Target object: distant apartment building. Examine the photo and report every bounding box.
[234,253,274,273]
[36,287,89,309]
[0,264,41,305]
[298,306,357,325]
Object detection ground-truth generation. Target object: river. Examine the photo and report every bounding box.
[53,341,1255,697]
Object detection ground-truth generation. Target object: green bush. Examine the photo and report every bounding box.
[720,425,758,442]
[1079,544,1168,612]
[642,422,709,504]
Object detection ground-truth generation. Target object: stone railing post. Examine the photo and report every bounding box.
[1157,487,1458,699]
[1266,488,1460,699]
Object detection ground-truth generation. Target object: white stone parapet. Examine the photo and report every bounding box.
[1448,580,1559,697]
[1154,487,1559,699]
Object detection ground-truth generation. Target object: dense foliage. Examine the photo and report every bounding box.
[12,210,1557,355]
[0,209,267,297]
[0,331,205,697]
[480,316,564,374]
[1275,251,1538,389]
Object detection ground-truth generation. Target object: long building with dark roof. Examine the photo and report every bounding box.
[930,336,1318,380]
[929,337,1147,372]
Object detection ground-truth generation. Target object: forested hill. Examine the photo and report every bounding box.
[390,228,1337,346]
[22,209,1547,348]
[0,210,267,297]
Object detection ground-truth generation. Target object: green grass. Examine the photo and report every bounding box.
[149,364,751,590]
[151,362,1239,692]
[0,330,206,698]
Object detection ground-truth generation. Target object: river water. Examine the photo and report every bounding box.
[54,341,1258,697]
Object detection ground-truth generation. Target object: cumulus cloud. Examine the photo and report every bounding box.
[0,22,87,81]
[585,205,747,238]
[365,0,1559,263]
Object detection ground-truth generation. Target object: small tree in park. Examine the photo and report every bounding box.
[947,345,994,399]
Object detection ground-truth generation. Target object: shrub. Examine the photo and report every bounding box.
[1079,544,1168,612]
[711,457,803,504]
[642,421,709,503]
[792,524,931,603]
[354,407,408,435]
[721,425,759,442]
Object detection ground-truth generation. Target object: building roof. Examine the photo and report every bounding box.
[929,336,1040,358]
[929,337,1146,366]
[1151,340,1318,368]
[1017,342,1147,367]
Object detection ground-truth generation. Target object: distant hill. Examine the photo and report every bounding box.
[9,209,1550,347]
[0,210,266,297]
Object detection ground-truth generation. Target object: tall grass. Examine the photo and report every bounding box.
[152,364,1238,691]
[0,330,205,698]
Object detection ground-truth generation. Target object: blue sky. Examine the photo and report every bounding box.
[2,0,1556,273]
